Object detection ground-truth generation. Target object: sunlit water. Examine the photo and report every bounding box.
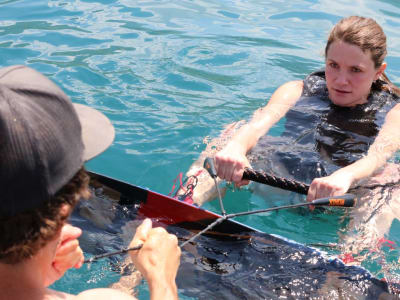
[2,0,400,298]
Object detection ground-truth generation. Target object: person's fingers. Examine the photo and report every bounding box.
[218,161,230,181]
[307,180,317,202]
[226,164,236,183]
[146,227,169,246]
[215,153,236,181]
[141,228,178,257]
[73,247,84,268]
[133,226,169,255]
[166,231,179,247]
[214,154,226,179]
[53,244,84,271]
[314,184,324,200]
[231,162,243,183]
[56,239,80,256]
[233,156,251,183]
[330,187,339,197]
[236,179,250,187]
[216,155,247,183]
[130,218,152,247]
[60,224,82,243]
[307,179,318,210]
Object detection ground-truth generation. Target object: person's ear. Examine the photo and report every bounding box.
[375,62,387,81]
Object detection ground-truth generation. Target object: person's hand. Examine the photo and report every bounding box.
[215,142,250,187]
[307,169,354,209]
[130,219,180,300]
[45,224,84,286]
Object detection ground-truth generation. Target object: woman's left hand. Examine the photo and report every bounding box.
[307,169,354,205]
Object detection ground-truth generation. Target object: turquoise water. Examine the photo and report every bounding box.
[2,0,400,298]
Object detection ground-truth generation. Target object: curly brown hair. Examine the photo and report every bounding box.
[0,167,90,264]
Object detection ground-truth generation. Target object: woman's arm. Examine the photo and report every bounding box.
[307,103,400,201]
[215,80,303,185]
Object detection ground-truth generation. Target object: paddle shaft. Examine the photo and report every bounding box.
[204,157,309,194]
[243,168,309,195]
[241,168,356,207]
[204,157,356,207]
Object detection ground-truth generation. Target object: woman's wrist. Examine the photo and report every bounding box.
[339,155,380,184]
[228,120,268,154]
[333,168,356,186]
[225,139,248,155]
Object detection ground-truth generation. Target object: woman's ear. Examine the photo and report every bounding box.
[375,62,387,80]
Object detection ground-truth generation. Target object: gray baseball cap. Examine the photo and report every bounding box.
[0,65,115,216]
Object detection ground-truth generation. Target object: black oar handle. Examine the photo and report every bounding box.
[242,168,356,207]
[203,158,356,207]
[205,158,309,194]
[243,168,309,195]
[312,194,356,207]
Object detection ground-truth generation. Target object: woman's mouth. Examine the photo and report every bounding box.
[333,88,351,94]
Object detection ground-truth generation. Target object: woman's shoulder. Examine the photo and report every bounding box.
[271,80,303,102]
[366,81,400,113]
[278,80,303,91]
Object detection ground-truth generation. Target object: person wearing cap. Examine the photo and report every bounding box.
[0,65,180,300]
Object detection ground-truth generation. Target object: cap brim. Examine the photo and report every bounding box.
[73,103,115,161]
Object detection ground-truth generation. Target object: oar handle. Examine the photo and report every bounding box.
[204,158,356,208]
[204,157,217,178]
[204,158,310,195]
[243,168,309,195]
[311,193,356,207]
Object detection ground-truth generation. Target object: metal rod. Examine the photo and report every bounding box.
[226,202,311,218]
[179,216,226,247]
[84,244,143,264]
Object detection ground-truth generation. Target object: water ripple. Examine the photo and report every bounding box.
[2,0,400,296]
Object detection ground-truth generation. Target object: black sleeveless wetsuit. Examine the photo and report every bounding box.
[248,70,400,184]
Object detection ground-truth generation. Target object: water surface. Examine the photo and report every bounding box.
[2,0,400,298]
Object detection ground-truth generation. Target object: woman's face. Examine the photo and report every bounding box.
[325,40,385,107]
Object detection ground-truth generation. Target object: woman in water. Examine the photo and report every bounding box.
[215,16,400,200]
[179,16,400,270]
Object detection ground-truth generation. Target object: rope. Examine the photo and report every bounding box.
[168,171,201,205]
[243,168,309,195]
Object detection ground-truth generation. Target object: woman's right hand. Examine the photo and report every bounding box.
[214,142,250,187]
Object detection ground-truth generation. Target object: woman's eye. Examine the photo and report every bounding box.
[351,67,361,73]
[329,62,338,69]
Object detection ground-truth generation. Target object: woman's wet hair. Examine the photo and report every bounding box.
[325,16,400,95]
[0,167,90,264]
